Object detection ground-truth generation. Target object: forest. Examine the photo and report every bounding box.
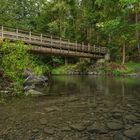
[0,0,140,64]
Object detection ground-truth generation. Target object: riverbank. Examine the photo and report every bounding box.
[52,61,140,77]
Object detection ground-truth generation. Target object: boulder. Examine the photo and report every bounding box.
[87,124,108,134]
[124,125,140,139]
[23,69,48,92]
[107,121,123,130]
[25,89,44,96]
[70,124,86,131]
[24,75,48,86]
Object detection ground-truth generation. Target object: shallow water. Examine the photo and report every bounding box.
[0,76,140,140]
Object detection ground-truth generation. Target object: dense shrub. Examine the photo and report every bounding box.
[0,41,46,90]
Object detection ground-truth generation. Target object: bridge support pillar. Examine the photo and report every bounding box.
[65,57,68,65]
[104,52,110,61]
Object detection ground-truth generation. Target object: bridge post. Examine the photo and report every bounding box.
[82,42,84,52]
[65,57,68,65]
[75,40,77,55]
[16,29,18,40]
[60,37,62,53]
[68,39,70,54]
[51,36,53,53]
[88,43,90,52]
[29,31,31,41]
[40,33,42,46]
[1,26,3,39]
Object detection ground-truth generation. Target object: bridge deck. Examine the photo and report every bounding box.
[0,26,107,58]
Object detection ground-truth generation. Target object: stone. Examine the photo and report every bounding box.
[44,107,59,113]
[107,122,123,130]
[124,125,140,139]
[87,124,108,134]
[114,132,131,140]
[125,114,139,123]
[32,129,39,133]
[111,109,124,113]
[61,126,71,131]
[124,125,133,130]
[43,128,54,135]
[70,124,86,131]
[25,89,44,96]
[39,118,47,125]
[88,72,94,75]
[23,71,48,91]
[112,113,122,119]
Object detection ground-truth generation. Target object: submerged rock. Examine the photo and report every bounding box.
[124,125,140,139]
[25,89,44,96]
[87,124,108,134]
[23,69,48,95]
[114,132,131,140]
[125,114,139,123]
[70,124,86,131]
[44,106,60,113]
[24,75,48,87]
[39,118,47,125]
[43,127,55,135]
[107,121,123,130]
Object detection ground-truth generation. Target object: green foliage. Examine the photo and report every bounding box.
[0,41,45,90]
[52,65,75,75]
[0,0,139,63]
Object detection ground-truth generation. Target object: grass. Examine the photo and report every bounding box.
[51,64,76,75]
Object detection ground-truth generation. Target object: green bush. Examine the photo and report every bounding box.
[0,41,46,91]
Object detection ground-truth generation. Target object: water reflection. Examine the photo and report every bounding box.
[45,76,140,98]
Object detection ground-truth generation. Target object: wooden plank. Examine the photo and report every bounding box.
[1,25,107,58]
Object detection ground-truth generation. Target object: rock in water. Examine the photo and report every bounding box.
[25,89,44,96]
[124,125,140,139]
[70,124,86,131]
[43,128,54,135]
[39,118,47,125]
[24,75,48,87]
[107,122,123,130]
[23,69,48,92]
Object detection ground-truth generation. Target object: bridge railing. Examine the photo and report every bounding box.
[0,26,107,54]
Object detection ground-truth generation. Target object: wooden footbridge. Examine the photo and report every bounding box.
[0,26,107,58]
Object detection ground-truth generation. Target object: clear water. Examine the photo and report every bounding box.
[0,76,140,140]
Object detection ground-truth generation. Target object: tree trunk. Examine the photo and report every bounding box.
[135,12,140,53]
[122,43,126,65]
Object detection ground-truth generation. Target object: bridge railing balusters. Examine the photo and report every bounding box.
[1,26,3,39]
[29,31,31,41]
[16,29,18,40]
[68,39,70,54]
[40,33,43,47]
[82,42,84,52]
[88,43,90,52]
[0,25,107,58]
[60,37,62,54]
[75,40,77,54]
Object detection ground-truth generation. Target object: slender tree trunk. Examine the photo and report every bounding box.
[135,12,140,53]
[122,42,126,65]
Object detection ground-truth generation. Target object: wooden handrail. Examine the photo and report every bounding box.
[0,25,107,58]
